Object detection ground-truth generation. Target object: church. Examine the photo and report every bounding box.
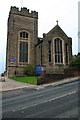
[6,6,72,77]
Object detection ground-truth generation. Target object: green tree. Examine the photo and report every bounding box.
[25,64,35,76]
[70,55,80,68]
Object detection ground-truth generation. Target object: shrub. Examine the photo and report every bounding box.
[70,55,80,68]
[25,64,35,76]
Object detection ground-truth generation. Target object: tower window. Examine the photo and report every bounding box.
[20,32,22,37]
[20,31,28,39]
[19,31,28,62]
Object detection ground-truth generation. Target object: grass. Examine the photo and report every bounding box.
[11,76,39,85]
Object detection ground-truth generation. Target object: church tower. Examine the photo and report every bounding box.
[6,6,38,77]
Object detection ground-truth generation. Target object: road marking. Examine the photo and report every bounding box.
[49,91,77,102]
[12,90,77,112]
[68,91,77,95]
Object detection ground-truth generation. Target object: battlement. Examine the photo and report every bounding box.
[10,6,38,19]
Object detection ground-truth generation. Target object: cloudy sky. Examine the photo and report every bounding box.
[0,0,79,74]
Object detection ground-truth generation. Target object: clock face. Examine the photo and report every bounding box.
[78,32,80,38]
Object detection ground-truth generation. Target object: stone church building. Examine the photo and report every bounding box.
[6,6,72,77]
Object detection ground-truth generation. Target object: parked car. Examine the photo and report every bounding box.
[1,76,5,82]
[0,73,5,82]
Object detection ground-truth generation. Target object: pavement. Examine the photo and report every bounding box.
[0,76,80,92]
[0,77,37,92]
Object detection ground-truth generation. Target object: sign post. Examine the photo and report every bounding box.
[35,66,46,80]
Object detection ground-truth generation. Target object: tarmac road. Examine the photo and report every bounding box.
[2,78,80,118]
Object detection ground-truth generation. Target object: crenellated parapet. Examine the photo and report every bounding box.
[10,6,38,19]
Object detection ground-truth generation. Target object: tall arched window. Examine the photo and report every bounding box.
[54,38,63,64]
[19,31,28,62]
[48,41,51,62]
[65,43,68,64]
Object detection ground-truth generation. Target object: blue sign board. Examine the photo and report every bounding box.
[35,66,46,75]
[10,57,16,62]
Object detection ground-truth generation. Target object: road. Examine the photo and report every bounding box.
[2,79,80,118]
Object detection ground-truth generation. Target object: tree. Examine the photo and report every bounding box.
[70,55,80,68]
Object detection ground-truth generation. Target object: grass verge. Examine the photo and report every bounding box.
[10,76,38,85]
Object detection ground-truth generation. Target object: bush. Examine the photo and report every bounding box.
[70,55,80,68]
[25,64,35,76]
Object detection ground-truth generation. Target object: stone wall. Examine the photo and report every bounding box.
[37,68,80,85]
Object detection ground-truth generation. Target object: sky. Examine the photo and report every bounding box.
[0,0,79,74]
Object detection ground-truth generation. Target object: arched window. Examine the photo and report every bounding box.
[48,41,51,62]
[19,31,28,62]
[54,38,63,64]
[65,43,68,63]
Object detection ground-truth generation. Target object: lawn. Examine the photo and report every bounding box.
[11,76,39,85]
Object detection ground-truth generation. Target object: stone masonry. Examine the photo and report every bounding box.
[6,6,72,77]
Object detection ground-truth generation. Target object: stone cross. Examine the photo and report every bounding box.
[56,20,58,25]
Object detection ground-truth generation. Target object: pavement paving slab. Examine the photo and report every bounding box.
[0,77,37,92]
